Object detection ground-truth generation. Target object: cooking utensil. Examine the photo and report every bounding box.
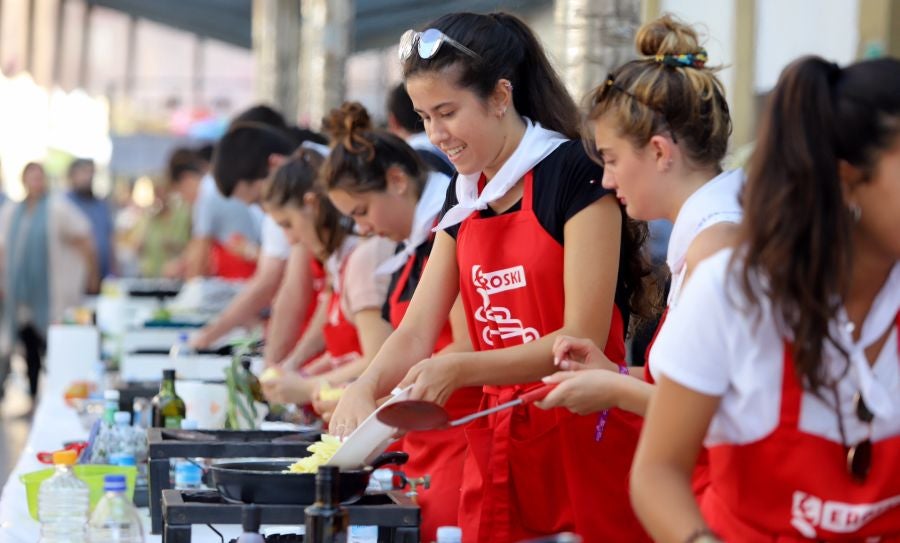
[376,383,558,432]
[324,385,413,469]
[207,451,408,505]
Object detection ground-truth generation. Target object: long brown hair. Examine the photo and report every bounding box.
[265,149,350,259]
[737,56,900,392]
[402,11,580,139]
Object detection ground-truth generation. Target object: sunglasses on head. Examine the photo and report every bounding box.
[398,28,480,62]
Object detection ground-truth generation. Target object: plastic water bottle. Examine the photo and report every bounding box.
[112,412,135,457]
[38,450,89,543]
[88,474,144,543]
[169,333,193,361]
[435,526,462,543]
[174,419,203,490]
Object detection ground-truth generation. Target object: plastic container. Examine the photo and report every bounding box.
[22,465,138,521]
[88,474,144,543]
[37,450,90,543]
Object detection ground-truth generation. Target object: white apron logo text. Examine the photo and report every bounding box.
[791,490,900,539]
[471,265,539,346]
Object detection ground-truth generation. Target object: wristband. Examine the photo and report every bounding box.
[594,364,630,441]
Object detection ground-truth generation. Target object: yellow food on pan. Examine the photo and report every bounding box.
[287,434,342,473]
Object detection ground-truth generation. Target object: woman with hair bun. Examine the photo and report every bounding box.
[260,145,396,407]
[536,14,741,497]
[330,11,652,543]
[631,55,900,542]
[322,100,479,543]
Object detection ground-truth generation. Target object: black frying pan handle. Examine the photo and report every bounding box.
[370,451,409,469]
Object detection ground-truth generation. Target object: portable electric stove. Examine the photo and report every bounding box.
[161,488,420,543]
[147,428,321,534]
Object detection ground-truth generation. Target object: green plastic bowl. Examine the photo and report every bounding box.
[20,465,137,521]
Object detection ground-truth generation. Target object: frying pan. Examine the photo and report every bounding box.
[207,451,408,505]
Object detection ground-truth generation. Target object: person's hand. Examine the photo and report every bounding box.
[534,369,626,415]
[261,371,317,405]
[299,353,339,377]
[190,329,214,350]
[552,335,618,372]
[396,354,462,406]
[328,378,378,439]
[311,381,343,424]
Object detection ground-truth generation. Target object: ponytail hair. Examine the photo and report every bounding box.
[321,101,428,198]
[265,149,350,258]
[402,11,580,139]
[737,56,900,393]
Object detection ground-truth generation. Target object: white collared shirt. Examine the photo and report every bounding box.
[652,249,900,447]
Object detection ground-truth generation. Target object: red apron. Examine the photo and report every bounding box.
[321,256,362,359]
[389,240,484,543]
[297,259,327,338]
[210,241,256,279]
[455,171,648,543]
[702,313,900,541]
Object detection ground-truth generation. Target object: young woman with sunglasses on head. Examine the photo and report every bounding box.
[322,101,479,543]
[534,16,740,496]
[631,56,900,542]
[330,12,652,542]
[260,148,396,407]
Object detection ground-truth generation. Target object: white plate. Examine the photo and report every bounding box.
[325,386,412,469]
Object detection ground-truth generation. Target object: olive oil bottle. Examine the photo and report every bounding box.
[151,369,186,428]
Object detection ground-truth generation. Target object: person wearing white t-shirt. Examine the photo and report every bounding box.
[535,17,739,436]
[190,124,295,349]
[631,56,900,543]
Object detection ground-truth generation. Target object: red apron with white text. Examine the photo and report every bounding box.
[389,242,483,543]
[321,255,362,360]
[210,241,256,279]
[455,172,649,543]
[701,313,900,541]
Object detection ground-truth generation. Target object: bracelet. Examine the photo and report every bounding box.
[594,364,631,441]
[684,529,721,543]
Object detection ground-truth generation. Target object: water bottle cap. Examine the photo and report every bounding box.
[178,332,189,342]
[104,390,121,401]
[180,419,199,430]
[109,453,137,466]
[52,449,78,465]
[436,526,462,542]
[103,474,127,492]
[114,411,132,425]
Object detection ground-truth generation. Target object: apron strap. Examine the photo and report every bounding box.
[521,171,535,212]
[778,342,804,431]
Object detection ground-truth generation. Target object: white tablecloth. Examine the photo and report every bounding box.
[0,327,247,543]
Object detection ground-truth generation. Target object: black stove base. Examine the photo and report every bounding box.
[161,489,420,543]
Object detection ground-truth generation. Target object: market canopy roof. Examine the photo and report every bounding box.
[88,0,550,51]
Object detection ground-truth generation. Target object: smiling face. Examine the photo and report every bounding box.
[594,114,668,221]
[405,66,508,177]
